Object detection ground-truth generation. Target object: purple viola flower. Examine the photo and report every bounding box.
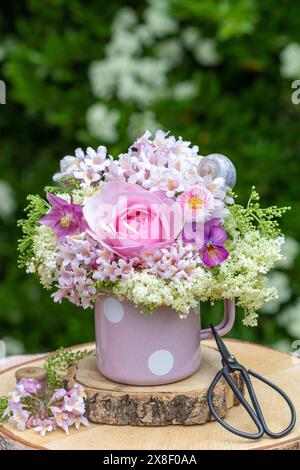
[39,193,87,243]
[201,219,229,267]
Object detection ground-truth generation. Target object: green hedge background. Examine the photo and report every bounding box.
[0,0,300,355]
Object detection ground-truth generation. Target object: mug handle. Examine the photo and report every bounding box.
[199,299,235,340]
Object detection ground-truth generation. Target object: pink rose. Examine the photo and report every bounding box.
[83,182,183,258]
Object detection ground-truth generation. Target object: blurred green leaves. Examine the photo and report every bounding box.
[172,0,258,39]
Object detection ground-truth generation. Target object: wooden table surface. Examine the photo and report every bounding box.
[1,339,300,451]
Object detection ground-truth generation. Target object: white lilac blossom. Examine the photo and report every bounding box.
[0,180,16,220]
[276,237,299,269]
[181,27,221,66]
[194,39,221,66]
[88,2,185,109]
[277,298,300,338]
[127,111,161,140]
[262,271,292,314]
[18,130,289,325]
[86,104,120,143]
[172,81,198,101]
[144,0,178,38]
[280,43,300,79]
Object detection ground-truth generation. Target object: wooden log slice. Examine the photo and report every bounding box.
[65,345,244,426]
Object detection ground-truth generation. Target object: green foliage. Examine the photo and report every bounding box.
[0,396,8,424]
[17,195,49,268]
[44,347,93,387]
[229,187,291,238]
[45,177,81,194]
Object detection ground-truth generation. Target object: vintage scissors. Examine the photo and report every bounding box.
[207,325,296,440]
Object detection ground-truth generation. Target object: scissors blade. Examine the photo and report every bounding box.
[210,324,233,363]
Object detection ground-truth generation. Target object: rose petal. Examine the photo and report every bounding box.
[83,182,184,258]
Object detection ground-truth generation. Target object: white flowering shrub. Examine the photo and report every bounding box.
[1,0,299,352]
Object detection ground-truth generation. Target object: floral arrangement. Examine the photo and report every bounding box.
[18,130,289,326]
[3,379,88,437]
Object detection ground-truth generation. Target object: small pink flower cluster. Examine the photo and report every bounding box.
[53,233,136,308]
[4,379,88,437]
[106,130,200,196]
[53,234,99,308]
[140,242,203,280]
[53,146,111,185]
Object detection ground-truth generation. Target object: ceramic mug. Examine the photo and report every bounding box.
[94,296,235,386]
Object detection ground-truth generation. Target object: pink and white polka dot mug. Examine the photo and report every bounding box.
[94,296,235,386]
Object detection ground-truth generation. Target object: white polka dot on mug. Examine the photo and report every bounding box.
[148,349,174,376]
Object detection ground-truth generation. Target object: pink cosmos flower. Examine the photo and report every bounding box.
[201,219,229,267]
[83,182,184,258]
[39,193,87,243]
[177,185,215,222]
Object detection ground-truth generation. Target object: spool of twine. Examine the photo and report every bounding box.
[15,366,47,384]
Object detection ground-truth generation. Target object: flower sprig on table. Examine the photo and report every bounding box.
[17,130,290,326]
[1,348,93,437]
[44,347,93,387]
[3,379,89,437]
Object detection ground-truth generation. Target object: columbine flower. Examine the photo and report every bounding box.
[39,193,87,243]
[201,219,229,267]
[177,185,215,222]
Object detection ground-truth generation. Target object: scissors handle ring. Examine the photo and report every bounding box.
[207,370,265,440]
[207,368,297,440]
[248,370,297,439]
